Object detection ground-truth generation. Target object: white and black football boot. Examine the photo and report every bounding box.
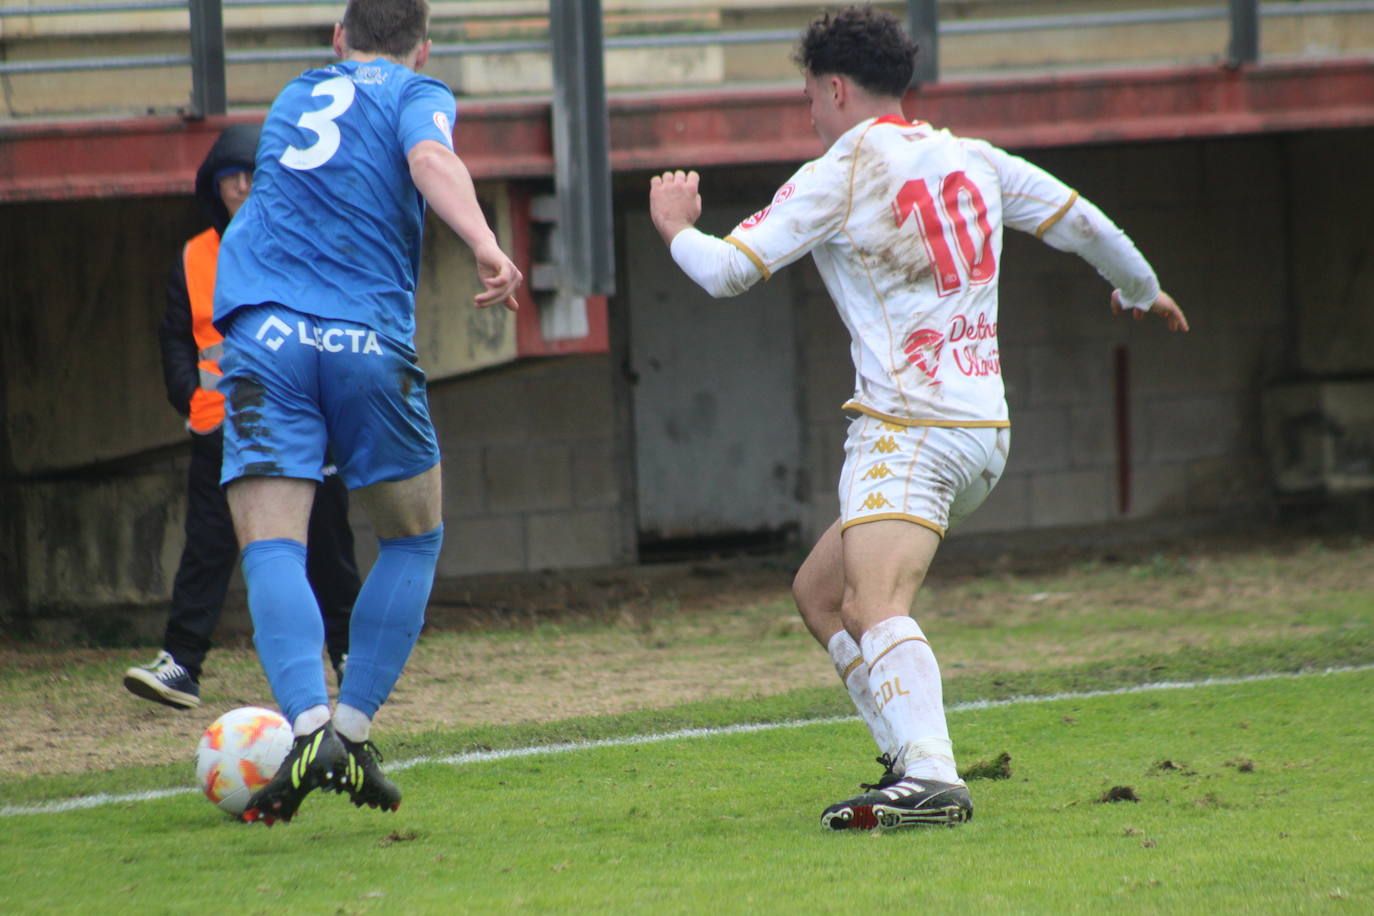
[821,777,972,831]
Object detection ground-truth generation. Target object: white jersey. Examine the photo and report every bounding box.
[719,115,1154,427]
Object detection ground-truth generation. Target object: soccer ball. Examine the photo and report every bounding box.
[195,706,293,817]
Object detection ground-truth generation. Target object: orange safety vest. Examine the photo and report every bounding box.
[183,227,225,433]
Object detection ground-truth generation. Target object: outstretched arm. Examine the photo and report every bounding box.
[408,139,522,310]
[1038,195,1190,333]
[649,169,767,298]
[988,141,1189,334]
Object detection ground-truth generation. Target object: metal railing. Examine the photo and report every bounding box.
[4,2,1374,116]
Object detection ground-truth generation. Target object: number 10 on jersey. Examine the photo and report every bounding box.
[891,171,997,297]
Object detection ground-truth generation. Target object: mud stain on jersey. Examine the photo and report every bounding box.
[851,148,935,290]
[1070,211,1096,242]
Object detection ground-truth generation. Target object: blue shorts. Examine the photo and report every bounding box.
[218,304,440,490]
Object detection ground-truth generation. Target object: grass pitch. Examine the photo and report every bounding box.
[3,668,1371,914]
[2,531,1373,913]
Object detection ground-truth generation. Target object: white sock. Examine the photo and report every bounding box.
[333,703,372,743]
[860,615,959,783]
[293,704,331,737]
[827,630,894,756]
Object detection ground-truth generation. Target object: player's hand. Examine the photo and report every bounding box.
[649,170,703,246]
[473,240,522,311]
[1112,289,1189,332]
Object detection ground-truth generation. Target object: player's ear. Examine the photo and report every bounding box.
[831,74,848,107]
[413,38,432,71]
[332,23,346,58]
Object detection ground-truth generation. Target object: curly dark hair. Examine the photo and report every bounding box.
[342,0,429,58]
[794,5,917,96]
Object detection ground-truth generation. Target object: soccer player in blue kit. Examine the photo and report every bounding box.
[212,0,522,824]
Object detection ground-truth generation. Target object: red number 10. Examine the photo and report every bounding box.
[891,171,996,297]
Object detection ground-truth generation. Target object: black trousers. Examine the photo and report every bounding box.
[163,428,361,680]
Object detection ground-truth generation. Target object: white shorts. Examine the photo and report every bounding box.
[838,416,1010,536]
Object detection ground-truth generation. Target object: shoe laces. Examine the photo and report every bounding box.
[152,655,190,682]
[349,739,384,764]
[860,753,900,791]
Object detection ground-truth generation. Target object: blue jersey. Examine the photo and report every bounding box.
[214,58,457,343]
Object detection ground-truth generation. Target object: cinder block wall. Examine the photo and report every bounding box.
[347,355,637,578]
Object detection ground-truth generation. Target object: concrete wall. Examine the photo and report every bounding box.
[8,1,1374,118]
[419,354,636,579]
[0,180,619,631]
[618,129,1374,549]
[4,127,1372,634]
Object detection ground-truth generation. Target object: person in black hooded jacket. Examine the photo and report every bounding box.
[123,124,361,710]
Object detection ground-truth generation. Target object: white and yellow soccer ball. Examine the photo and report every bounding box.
[195,706,293,817]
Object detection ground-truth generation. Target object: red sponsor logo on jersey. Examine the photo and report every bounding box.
[948,312,1001,377]
[948,312,997,343]
[903,328,945,381]
[740,182,796,229]
[741,206,771,229]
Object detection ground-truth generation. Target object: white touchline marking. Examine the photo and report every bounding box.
[5,664,1371,818]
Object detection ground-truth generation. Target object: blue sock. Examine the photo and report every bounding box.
[339,525,443,718]
[240,539,327,724]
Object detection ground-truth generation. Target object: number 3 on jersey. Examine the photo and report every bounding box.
[281,75,356,171]
[892,171,996,297]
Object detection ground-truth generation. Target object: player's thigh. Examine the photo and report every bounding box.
[225,476,318,547]
[218,304,329,486]
[354,463,443,539]
[314,321,441,493]
[840,518,941,633]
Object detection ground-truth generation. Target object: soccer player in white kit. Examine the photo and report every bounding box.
[649,5,1189,831]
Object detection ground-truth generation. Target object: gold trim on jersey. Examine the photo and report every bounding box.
[842,401,1011,429]
[842,512,946,538]
[723,235,771,281]
[1034,189,1080,239]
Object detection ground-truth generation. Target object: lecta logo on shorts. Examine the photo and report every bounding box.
[253,314,384,355]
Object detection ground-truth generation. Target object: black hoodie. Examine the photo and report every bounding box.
[157,124,261,419]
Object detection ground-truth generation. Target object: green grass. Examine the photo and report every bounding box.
[4,669,1371,914]
[3,533,1373,912]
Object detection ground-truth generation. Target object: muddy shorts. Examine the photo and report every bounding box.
[838,414,1010,537]
[218,303,439,490]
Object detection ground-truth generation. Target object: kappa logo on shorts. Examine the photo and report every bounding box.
[871,436,900,455]
[861,493,896,511]
[253,314,384,355]
[862,462,895,480]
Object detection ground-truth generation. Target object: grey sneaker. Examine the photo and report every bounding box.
[123,650,200,709]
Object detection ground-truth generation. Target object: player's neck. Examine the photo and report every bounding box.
[854,100,909,126]
[344,51,408,68]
